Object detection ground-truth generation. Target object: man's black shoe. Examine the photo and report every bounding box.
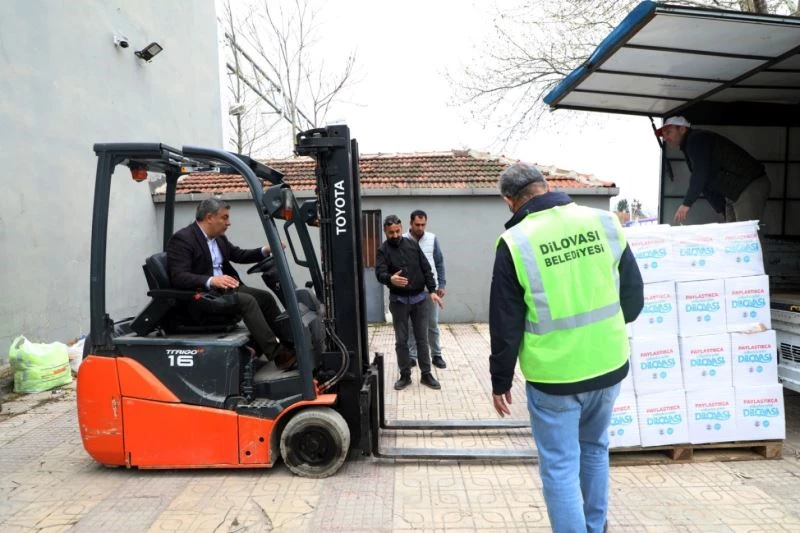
[394,374,412,390]
[409,358,417,368]
[420,372,441,390]
[432,356,447,369]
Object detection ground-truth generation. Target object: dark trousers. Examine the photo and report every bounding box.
[237,285,282,358]
[390,298,431,373]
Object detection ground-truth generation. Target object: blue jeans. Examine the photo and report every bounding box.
[407,298,441,358]
[526,381,620,533]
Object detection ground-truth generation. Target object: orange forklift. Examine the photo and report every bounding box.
[77,126,532,478]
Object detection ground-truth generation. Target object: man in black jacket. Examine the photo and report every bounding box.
[658,116,771,226]
[376,214,444,390]
[166,198,294,368]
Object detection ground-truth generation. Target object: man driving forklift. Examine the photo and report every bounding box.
[166,198,295,369]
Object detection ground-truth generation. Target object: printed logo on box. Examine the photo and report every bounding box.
[641,293,673,325]
[632,239,669,273]
[741,397,781,427]
[693,400,733,422]
[693,401,734,437]
[676,234,716,268]
[723,230,760,264]
[609,404,634,437]
[728,287,768,320]
[638,347,677,380]
[688,346,726,376]
[734,341,774,373]
[645,404,683,434]
[684,292,722,314]
[678,282,727,335]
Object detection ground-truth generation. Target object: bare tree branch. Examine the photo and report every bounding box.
[220,0,356,157]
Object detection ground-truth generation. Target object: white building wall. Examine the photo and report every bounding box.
[0,0,223,362]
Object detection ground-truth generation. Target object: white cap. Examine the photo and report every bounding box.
[655,116,691,136]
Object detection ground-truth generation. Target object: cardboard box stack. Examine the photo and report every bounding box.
[608,220,783,449]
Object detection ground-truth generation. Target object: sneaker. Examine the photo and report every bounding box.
[420,372,441,390]
[394,374,412,390]
[432,356,447,369]
[409,358,417,368]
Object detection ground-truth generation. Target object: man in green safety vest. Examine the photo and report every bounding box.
[489,162,644,533]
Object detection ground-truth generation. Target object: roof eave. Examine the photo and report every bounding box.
[154,186,620,203]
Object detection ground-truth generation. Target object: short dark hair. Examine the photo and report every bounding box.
[410,209,427,222]
[383,214,402,227]
[196,197,230,221]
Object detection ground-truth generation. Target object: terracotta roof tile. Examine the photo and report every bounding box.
[174,150,616,195]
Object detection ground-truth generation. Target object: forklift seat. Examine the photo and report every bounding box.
[143,252,171,290]
[130,252,241,336]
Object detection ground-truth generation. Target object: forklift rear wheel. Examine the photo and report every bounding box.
[280,407,350,478]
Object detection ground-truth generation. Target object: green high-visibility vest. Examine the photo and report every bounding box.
[499,203,629,384]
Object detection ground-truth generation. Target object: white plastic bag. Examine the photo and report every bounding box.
[67,337,85,375]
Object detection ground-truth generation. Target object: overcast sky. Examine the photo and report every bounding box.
[223,0,663,212]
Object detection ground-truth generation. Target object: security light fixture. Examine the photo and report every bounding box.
[113,34,130,48]
[135,42,163,62]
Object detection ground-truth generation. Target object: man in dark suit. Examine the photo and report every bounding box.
[166,198,293,368]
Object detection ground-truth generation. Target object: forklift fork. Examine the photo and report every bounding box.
[367,352,538,462]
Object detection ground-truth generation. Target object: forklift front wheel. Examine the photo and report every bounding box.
[280,407,350,478]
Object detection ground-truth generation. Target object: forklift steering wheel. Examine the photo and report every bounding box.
[246,254,276,275]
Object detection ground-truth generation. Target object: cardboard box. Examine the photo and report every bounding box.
[735,384,785,441]
[630,336,683,394]
[686,388,737,444]
[671,225,724,281]
[725,275,772,331]
[718,220,765,277]
[637,390,690,447]
[679,333,732,391]
[608,392,640,448]
[730,330,778,386]
[676,279,727,337]
[620,360,635,393]
[629,281,679,338]
[625,226,675,284]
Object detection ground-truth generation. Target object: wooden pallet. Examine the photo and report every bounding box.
[610,440,783,466]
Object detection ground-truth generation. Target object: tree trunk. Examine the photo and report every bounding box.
[739,0,768,12]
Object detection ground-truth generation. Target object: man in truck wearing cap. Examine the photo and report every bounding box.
[657,116,771,227]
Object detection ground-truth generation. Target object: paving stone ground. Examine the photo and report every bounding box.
[2,323,800,532]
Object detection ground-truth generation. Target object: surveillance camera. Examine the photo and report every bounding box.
[113,34,130,48]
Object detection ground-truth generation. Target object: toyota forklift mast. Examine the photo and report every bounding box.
[296,127,367,363]
[294,126,378,452]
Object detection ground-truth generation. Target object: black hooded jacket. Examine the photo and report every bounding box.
[489,192,644,395]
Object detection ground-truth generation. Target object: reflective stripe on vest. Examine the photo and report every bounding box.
[504,205,624,335]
